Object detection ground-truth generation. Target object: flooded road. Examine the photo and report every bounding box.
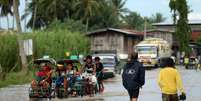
[1,66,201,101]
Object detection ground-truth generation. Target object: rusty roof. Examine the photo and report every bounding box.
[86,28,143,36]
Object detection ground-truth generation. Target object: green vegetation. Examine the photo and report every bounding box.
[0,71,34,88]
[0,33,19,74]
[21,0,164,31]
[196,36,201,45]
[0,27,90,87]
[34,29,90,59]
[169,0,191,53]
[123,12,166,30]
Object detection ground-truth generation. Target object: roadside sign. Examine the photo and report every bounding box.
[23,39,33,56]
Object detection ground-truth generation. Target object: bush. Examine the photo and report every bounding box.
[0,27,90,87]
[0,29,90,72]
[0,33,19,73]
[34,29,90,59]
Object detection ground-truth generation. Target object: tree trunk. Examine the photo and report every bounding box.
[86,18,89,32]
[13,15,15,29]
[32,0,38,60]
[13,0,28,72]
[7,16,9,30]
[24,0,28,32]
[54,0,57,20]
[32,0,37,31]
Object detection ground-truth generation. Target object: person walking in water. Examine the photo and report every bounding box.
[158,57,186,101]
[122,53,145,101]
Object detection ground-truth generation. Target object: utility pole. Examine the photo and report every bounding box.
[144,17,147,40]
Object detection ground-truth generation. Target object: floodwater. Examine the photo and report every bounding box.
[1,66,201,101]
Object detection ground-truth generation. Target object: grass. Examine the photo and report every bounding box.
[0,71,34,88]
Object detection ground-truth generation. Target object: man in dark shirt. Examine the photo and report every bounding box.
[95,57,104,93]
[122,53,145,101]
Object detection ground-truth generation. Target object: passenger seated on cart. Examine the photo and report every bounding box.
[31,63,52,89]
[66,63,78,96]
[81,55,96,96]
[42,64,52,85]
[66,63,77,88]
[55,64,68,92]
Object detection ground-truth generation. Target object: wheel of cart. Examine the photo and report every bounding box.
[72,79,84,97]
[81,73,98,96]
[29,58,56,100]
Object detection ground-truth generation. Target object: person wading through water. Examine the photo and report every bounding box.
[122,53,145,101]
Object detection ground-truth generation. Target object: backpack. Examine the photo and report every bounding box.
[122,62,140,90]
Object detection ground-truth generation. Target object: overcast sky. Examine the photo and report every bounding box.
[125,0,201,20]
[1,0,201,31]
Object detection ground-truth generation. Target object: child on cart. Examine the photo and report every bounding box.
[55,64,68,93]
[66,63,78,96]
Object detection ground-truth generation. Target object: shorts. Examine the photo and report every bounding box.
[127,88,140,99]
[162,93,178,101]
[96,72,103,82]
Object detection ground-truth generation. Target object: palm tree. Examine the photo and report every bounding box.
[13,0,28,72]
[23,0,76,29]
[0,0,13,29]
[111,0,128,19]
[75,0,99,32]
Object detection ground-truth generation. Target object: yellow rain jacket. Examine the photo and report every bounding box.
[158,67,185,94]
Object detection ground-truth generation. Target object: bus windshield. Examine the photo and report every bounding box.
[137,46,157,54]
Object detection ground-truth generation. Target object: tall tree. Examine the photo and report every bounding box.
[123,11,144,30]
[23,0,77,29]
[111,0,128,19]
[89,0,120,29]
[150,13,166,23]
[75,0,99,32]
[169,0,191,53]
[13,0,28,72]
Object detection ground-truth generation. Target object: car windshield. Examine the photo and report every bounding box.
[102,62,115,67]
[101,58,115,67]
[101,58,115,63]
[137,46,157,54]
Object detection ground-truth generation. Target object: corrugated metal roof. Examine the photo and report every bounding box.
[147,29,174,33]
[152,20,201,26]
[86,28,143,36]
